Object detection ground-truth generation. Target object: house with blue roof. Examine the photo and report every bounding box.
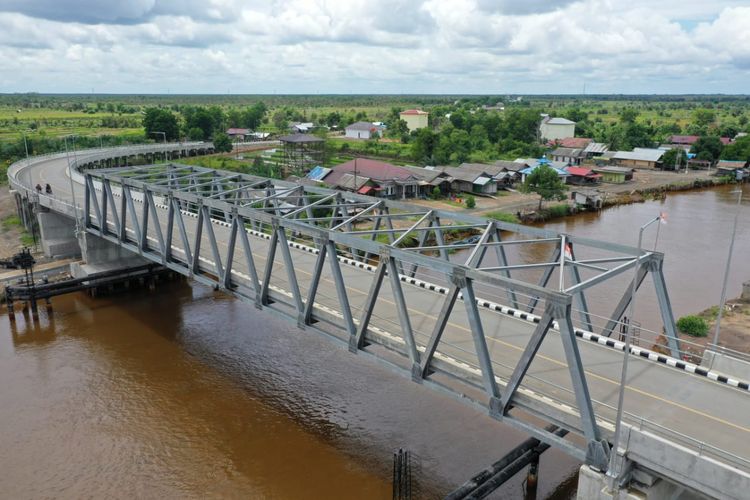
[518,157,570,183]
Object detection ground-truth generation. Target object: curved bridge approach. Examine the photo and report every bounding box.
[8,145,750,499]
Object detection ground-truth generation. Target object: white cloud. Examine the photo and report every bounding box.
[0,0,748,93]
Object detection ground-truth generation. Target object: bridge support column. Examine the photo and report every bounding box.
[36,210,80,258]
[577,465,692,500]
[71,231,150,279]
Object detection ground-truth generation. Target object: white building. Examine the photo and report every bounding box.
[344,121,383,140]
[399,109,429,131]
[539,116,576,142]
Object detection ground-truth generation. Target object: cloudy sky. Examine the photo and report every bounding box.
[0,0,748,94]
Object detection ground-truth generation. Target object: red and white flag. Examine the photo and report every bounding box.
[564,242,573,260]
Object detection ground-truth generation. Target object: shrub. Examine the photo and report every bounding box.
[465,195,476,209]
[676,315,709,337]
[486,211,520,224]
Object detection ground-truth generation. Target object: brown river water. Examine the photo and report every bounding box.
[0,184,747,499]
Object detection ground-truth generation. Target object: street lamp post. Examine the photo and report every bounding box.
[712,189,743,349]
[64,135,81,233]
[607,214,663,490]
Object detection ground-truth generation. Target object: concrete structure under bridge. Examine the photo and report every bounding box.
[7,145,750,499]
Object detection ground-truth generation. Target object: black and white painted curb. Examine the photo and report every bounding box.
[94,183,750,392]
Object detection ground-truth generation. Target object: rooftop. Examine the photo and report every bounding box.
[545,117,576,125]
[549,137,593,148]
[346,121,378,131]
[279,133,324,144]
[613,148,665,163]
[400,109,429,116]
[324,158,422,185]
[551,147,584,157]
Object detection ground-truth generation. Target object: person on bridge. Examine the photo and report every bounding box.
[45,184,52,194]
[35,184,42,193]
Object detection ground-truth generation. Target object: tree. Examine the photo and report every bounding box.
[661,148,687,171]
[187,127,204,141]
[272,110,288,131]
[143,108,179,141]
[619,108,639,124]
[465,195,476,209]
[241,102,267,130]
[411,128,436,164]
[520,164,567,211]
[720,136,750,162]
[212,132,232,153]
[690,136,723,162]
[693,108,716,128]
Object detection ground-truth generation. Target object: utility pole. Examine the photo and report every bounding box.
[712,189,743,348]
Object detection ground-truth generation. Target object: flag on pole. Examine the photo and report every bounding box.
[659,211,668,224]
[564,242,573,260]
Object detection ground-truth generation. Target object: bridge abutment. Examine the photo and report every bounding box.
[576,465,700,499]
[36,210,80,258]
[71,231,150,279]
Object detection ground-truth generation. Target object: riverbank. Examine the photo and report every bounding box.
[414,169,732,223]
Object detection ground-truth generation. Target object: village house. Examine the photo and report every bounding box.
[459,162,522,187]
[564,166,602,185]
[593,166,635,183]
[610,148,665,169]
[226,128,250,141]
[715,160,749,180]
[344,121,384,140]
[315,159,436,199]
[547,137,592,149]
[441,167,497,195]
[582,142,609,159]
[289,122,314,133]
[517,157,570,183]
[539,115,576,142]
[399,109,429,131]
[550,147,586,166]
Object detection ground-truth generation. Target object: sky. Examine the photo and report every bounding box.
[0,0,748,95]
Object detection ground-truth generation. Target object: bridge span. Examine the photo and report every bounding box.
[8,145,750,499]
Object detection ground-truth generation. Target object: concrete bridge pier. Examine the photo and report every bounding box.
[70,231,150,279]
[576,465,701,499]
[36,209,80,258]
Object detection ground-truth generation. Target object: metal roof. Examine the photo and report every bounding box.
[613,149,665,162]
[545,117,576,125]
[346,121,378,131]
[306,166,331,181]
[279,134,324,144]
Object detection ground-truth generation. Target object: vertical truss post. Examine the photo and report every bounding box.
[649,259,681,358]
[172,197,192,265]
[492,226,519,309]
[567,243,593,332]
[326,240,356,337]
[260,227,278,306]
[145,191,165,255]
[140,187,150,251]
[164,194,175,264]
[601,263,648,338]
[83,175,91,228]
[221,211,239,290]
[119,183,127,242]
[432,215,449,261]
[386,254,421,377]
[103,180,120,237]
[275,224,304,314]
[556,303,609,470]
[527,243,562,313]
[100,179,108,235]
[302,238,328,326]
[352,260,387,352]
[123,186,142,248]
[236,215,262,307]
[191,201,204,275]
[201,205,224,279]
[86,176,103,233]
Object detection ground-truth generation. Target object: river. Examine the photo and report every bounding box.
[0,184,746,498]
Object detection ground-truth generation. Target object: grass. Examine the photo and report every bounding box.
[1,215,22,230]
[486,211,520,224]
[1,214,35,248]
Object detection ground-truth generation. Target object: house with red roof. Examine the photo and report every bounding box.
[321,158,447,199]
[564,166,602,185]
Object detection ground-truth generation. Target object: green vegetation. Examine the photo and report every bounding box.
[676,315,710,337]
[520,164,567,211]
[486,211,520,224]
[465,195,476,209]
[1,215,34,247]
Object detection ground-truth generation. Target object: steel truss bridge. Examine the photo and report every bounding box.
[8,145,750,499]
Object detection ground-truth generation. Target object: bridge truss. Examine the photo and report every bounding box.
[82,162,683,471]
